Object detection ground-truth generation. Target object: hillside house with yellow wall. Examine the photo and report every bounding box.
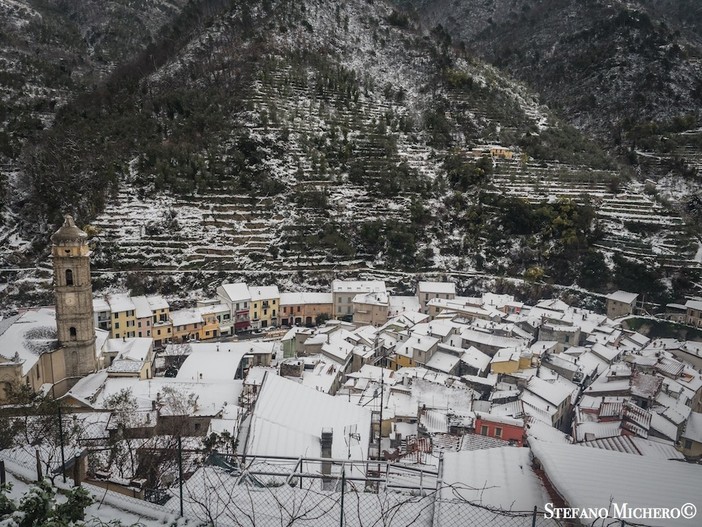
[107,293,136,339]
[171,309,204,342]
[249,286,280,329]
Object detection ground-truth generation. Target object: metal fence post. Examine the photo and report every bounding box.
[340,467,345,527]
[35,449,42,481]
[532,505,537,527]
[178,436,184,517]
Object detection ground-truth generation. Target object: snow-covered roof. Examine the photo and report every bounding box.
[218,282,250,302]
[176,349,247,382]
[682,411,702,443]
[171,309,203,327]
[581,435,684,460]
[606,291,639,304]
[387,296,420,316]
[69,376,243,417]
[245,374,371,460]
[198,303,228,315]
[331,280,385,294]
[417,281,456,295]
[526,420,571,444]
[424,351,460,374]
[107,293,135,313]
[92,298,110,313]
[279,292,333,305]
[648,412,679,441]
[452,345,490,374]
[352,291,389,306]
[146,295,169,311]
[531,441,702,526]
[248,285,280,301]
[441,448,550,509]
[491,347,521,363]
[525,376,575,407]
[300,361,341,394]
[0,308,59,375]
[103,338,152,362]
[130,296,153,319]
[395,334,440,357]
[460,328,525,350]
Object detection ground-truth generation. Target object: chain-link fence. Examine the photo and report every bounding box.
[133,450,566,527]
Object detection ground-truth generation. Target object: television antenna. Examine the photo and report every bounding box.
[343,423,360,459]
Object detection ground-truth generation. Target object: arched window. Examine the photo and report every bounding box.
[69,327,77,340]
[65,269,74,286]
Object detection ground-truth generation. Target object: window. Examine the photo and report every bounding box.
[494,427,502,438]
[138,321,142,328]
[69,327,77,339]
[65,269,73,286]
[157,330,161,336]
[236,303,240,310]
[480,425,488,436]
[138,332,142,337]
[273,300,276,305]
[564,335,569,343]
[113,313,118,319]
[114,322,120,329]
[297,306,301,312]
[206,331,210,336]
[685,439,693,449]
[254,303,258,309]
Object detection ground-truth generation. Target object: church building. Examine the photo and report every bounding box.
[0,215,104,401]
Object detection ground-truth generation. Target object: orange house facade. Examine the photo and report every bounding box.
[474,414,525,446]
[280,292,333,327]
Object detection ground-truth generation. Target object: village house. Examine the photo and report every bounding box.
[331,280,386,319]
[680,411,702,458]
[216,282,251,333]
[417,281,456,314]
[107,293,137,339]
[685,299,702,328]
[170,309,204,342]
[520,376,577,432]
[605,290,638,319]
[104,338,154,379]
[352,291,390,327]
[248,285,280,329]
[93,298,111,332]
[131,296,154,339]
[473,413,525,446]
[279,292,333,327]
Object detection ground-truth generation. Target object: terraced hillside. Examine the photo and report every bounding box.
[1,0,699,304]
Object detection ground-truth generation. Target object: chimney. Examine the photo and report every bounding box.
[321,428,333,489]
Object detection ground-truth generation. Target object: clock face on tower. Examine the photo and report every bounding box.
[65,293,76,307]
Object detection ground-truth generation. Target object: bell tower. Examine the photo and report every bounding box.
[51,214,96,379]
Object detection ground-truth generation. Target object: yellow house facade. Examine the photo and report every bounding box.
[171,309,204,342]
[249,286,280,329]
[107,293,137,339]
